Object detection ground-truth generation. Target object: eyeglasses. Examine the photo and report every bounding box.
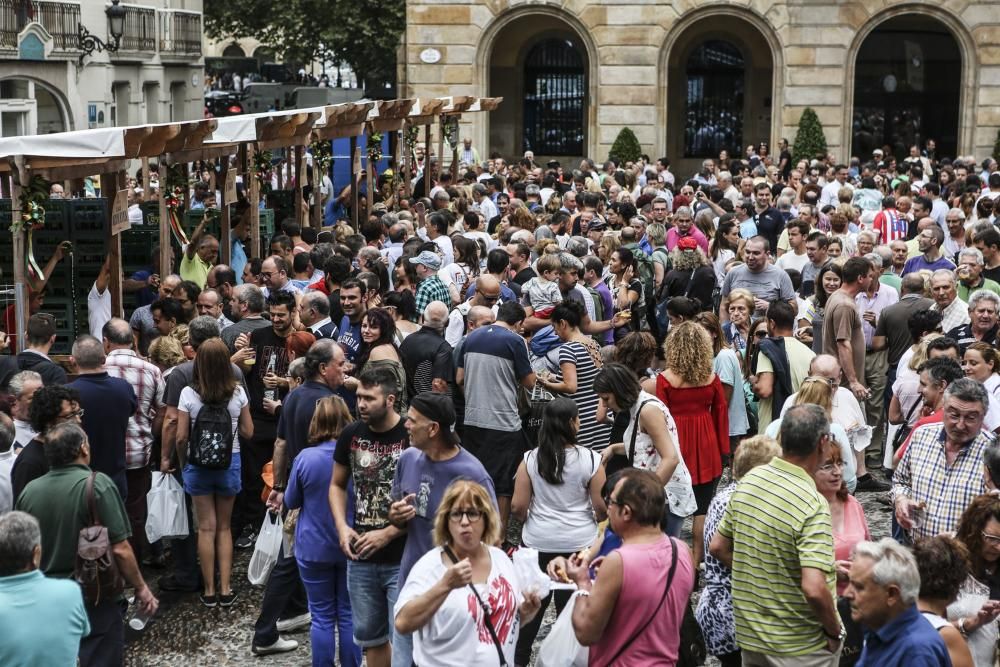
[818,460,845,472]
[61,408,84,419]
[448,508,483,522]
[983,531,1000,546]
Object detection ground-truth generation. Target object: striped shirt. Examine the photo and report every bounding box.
[717,457,835,656]
[104,349,165,469]
[556,341,612,450]
[891,423,992,541]
[873,208,908,243]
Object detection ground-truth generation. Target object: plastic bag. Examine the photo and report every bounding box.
[537,590,589,667]
[248,511,283,586]
[144,472,189,543]
[512,547,551,599]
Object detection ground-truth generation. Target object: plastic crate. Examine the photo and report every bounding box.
[69,199,108,235]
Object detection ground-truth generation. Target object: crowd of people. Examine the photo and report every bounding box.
[4,138,1000,667]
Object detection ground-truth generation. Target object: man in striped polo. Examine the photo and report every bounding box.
[710,404,844,666]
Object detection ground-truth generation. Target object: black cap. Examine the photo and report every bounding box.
[409,392,458,444]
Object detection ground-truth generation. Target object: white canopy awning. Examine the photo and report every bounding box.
[0,126,126,159]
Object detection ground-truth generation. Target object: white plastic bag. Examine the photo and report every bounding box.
[537,590,589,667]
[144,472,189,543]
[248,511,283,586]
[512,547,551,598]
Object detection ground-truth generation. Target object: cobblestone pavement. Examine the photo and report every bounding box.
[125,471,894,666]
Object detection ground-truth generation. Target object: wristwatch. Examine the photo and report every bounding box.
[824,626,847,642]
[272,484,286,493]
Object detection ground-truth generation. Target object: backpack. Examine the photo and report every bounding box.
[188,399,234,470]
[74,472,125,606]
[624,243,655,306]
[585,286,605,322]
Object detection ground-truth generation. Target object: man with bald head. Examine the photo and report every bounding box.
[929,269,970,332]
[130,273,181,355]
[445,275,502,346]
[196,288,233,330]
[180,219,219,288]
[102,318,164,561]
[400,301,454,400]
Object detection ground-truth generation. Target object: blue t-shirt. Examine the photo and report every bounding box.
[393,446,497,585]
[0,570,89,667]
[337,316,363,414]
[232,238,248,286]
[901,254,956,276]
[459,325,533,431]
[129,269,158,308]
[67,372,137,499]
[284,441,347,565]
[276,380,335,463]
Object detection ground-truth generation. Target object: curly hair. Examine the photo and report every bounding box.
[148,335,185,370]
[670,246,709,272]
[913,535,970,603]
[956,494,1000,579]
[614,331,658,376]
[663,321,714,386]
[28,385,80,434]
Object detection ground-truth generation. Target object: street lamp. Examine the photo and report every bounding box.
[77,0,126,64]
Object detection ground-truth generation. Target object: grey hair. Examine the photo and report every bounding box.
[236,284,265,314]
[43,422,88,468]
[931,269,956,286]
[71,335,105,370]
[301,290,330,317]
[874,245,893,268]
[557,252,584,273]
[944,377,989,410]
[948,207,967,221]
[8,370,41,397]
[422,301,450,331]
[380,212,399,227]
[778,404,830,458]
[674,206,693,219]
[852,538,921,606]
[959,247,985,266]
[969,289,1000,312]
[187,316,220,349]
[565,236,589,258]
[287,357,308,383]
[0,511,41,576]
[863,252,882,269]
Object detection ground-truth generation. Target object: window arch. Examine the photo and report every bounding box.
[684,40,744,158]
[851,15,961,159]
[222,43,246,58]
[522,38,585,156]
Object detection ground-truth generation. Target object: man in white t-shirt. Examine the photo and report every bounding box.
[88,257,113,339]
[820,164,853,208]
[775,220,810,273]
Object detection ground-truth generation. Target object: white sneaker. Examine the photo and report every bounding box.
[252,637,299,656]
[276,612,311,633]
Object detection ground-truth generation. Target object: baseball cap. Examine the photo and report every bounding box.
[409,392,458,444]
[408,250,442,271]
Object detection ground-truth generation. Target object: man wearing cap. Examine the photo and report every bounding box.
[388,391,496,665]
[410,251,452,316]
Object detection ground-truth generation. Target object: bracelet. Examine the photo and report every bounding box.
[958,617,969,637]
[576,590,591,598]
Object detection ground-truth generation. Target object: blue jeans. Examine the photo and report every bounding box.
[664,511,684,537]
[345,560,399,648]
[298,559,361,667]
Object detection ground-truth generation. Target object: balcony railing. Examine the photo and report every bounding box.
[159,9,200,56]
[0,0,80,51]
[118,3,154,52]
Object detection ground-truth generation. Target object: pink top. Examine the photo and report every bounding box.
[665,226,709,254]
[589,536,695,666]
[833,495,870,595]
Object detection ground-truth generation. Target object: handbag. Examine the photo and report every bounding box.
[889,398,922,456]
[604,398,657,478]
[536,590,589,666]
[443,545,509,666]
[74,472,125,606]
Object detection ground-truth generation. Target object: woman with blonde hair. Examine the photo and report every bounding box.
[597,231,621,264]
[284,395,362,666]
[148,335,186,376]
[697,435,781,666]
[765,376,858,492]
[647,321,728,567]
[394,480,541,666]
[722,288,754,353]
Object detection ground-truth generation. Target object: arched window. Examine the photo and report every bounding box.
[684,40,744,158]
[852,15,961,158]
[523,39,585,156]
[222,43,246,58]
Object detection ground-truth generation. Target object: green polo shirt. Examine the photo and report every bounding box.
[879,273,902,292]
[180,251,211,289]
[957,277,1000,303]
[15,465,131,579]
[717,457,835,656]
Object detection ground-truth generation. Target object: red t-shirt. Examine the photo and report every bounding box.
[895,409,943,460]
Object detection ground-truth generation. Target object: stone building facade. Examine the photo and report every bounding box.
[401,0,999,175]
[0,0,204,136]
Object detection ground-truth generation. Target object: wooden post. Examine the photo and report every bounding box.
[392,130,402,211]
[11,157,27,353]
[423,124,432,198]
[158,161,170,283]
[311,148,323,230]
[366,129,374,215]
[276,155,284,191]
[100,171,124,318]
[219,166,232,265]
[436,120,444,185]
[248,144,261,259]
[403,125,413,200]
[293,145,304,225]
[349,135,359,230]
[141,157,150,194]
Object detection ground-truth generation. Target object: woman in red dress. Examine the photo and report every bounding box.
[643,320,729,568]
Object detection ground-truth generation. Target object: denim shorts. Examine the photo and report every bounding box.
[183,452,241,497]
[346,560,400,647]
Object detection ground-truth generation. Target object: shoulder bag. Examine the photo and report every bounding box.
[73,471,125,606]
[443,545,508,666]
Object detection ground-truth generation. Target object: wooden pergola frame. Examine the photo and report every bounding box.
[0,96,502,351]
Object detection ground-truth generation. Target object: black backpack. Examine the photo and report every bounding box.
[188,400,234,470]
